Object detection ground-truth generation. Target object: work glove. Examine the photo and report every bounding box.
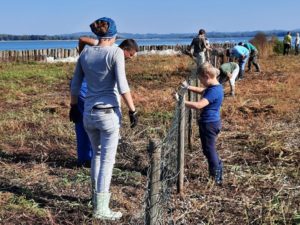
[69,104,82,123]
[178,80,189,96]
[174,92,180,102]
[129,110,138,128]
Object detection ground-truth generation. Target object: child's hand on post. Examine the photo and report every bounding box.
[178,80,189,96]
[173,92,180,102]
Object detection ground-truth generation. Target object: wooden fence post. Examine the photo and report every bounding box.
[214,55,217,67]
[187,77,195,151]
[177,94,185,194]
[146,140,161,225]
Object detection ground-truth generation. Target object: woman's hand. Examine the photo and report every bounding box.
[69,104,82,123]
[128,110,138,128]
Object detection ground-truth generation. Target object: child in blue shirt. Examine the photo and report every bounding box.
[184,62,224,185]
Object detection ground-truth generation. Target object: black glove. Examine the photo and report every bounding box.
[69,104,82,123]
[129,110,138,128]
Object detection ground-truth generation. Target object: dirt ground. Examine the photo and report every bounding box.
[0,54,299,225]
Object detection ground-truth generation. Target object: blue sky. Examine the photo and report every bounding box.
[1,0,299,35]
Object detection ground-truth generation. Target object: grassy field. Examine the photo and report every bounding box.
[0,54,299,225]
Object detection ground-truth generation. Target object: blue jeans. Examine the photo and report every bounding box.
[238,55,249,78]
[199,121,222,171]
[75,97,92,165]
[83,107,121,193]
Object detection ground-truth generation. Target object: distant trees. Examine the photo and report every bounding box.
[0,30,299,41]
[0,34,80,41]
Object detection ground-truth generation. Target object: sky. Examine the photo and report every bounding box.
[1,0,299,35]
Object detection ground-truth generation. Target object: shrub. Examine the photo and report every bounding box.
[272,36,284,55]
[250,32,273,58]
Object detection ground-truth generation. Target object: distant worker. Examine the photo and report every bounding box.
[295,33,299,55]
[189,29,211,66]
[238,42,261,72]
[283,31,292,55]
[226,45,249,80]
[218,62,239,96]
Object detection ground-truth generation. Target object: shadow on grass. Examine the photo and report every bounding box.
[0,149,78,169]
[0,177,89,207]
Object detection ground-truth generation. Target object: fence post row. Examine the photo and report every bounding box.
[0,44,233,62]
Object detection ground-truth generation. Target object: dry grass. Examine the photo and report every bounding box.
[0,54,299,224]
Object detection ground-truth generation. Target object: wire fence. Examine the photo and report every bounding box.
[143,68,200,224]
[117,44,232,225]
[144,100,190,224]
[142,47,229,224]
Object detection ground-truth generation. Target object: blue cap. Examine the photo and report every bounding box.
[90,17,117,39]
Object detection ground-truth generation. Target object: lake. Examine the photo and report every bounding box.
[0,37,257,51]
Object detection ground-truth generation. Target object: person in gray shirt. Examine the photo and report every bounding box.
[70,17,137,221]
[189,29,211,66]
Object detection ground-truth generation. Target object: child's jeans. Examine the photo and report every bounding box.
[83,107,121,193]
[75,97,92,166]
[199,121,222,171]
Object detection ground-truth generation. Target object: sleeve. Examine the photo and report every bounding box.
[202,88,216,104]
[114,48,130,94]
[202,37,208,48]
[70,57,84,96]
[250,44,257,52]
[231,48,238,58]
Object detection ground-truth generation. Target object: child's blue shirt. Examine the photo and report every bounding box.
[199,84,223,123]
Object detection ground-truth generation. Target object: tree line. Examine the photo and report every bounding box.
[0,30,299,41]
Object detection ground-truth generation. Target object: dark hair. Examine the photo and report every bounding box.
[238,42,244,46]
[119,39,139,52]
[198,29,206,35]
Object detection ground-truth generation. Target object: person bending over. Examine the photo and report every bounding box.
[227,45,249,80]
[218,62,239,96]
[238,42,260,72]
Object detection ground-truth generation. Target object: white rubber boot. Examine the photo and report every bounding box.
[93,192,122,220]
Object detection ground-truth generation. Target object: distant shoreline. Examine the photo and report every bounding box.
[0,29,298,41]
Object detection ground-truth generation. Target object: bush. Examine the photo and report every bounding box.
[250,32,273,58]
[272,36,284,55]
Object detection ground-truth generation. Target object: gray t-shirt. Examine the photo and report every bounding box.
[71,45,130,112]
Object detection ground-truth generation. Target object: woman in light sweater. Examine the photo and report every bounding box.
[70,17,137,220]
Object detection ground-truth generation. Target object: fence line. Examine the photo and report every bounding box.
[144,98,189,224]
[0,43,234,62]
[143,49,229,223]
